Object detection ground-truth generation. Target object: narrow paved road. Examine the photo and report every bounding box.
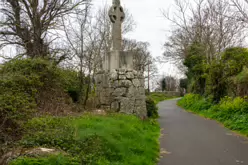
[158,99,248,165]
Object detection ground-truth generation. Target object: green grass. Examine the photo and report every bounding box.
[148,92,178,105]
[11,114,160,165]
[10,154,79,165]
[178,94,248,137]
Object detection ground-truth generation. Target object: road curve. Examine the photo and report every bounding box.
[158,99,248,165]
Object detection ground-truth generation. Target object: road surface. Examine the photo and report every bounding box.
[158,99,248,165]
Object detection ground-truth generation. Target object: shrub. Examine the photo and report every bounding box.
[180,78,188,89]
[219,97,247,113]
[233,67,248,97]
[178,93,202,109]
[222,47,248,77]
[190,99,212,112]
[0,58,80,152]
[146,98,159,118]
[184,42,207,95]
[59,69,81,103]
[0,58,56,145]
[21,117,75,150]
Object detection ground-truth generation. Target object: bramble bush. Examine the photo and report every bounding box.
[178,94,248,136]
[146,98,159,118]
[0,58,56,145]
[58,69,81,103]
[0,58,80,153]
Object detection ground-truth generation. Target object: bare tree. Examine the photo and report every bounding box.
[123,39,151,73]
[163,76,177,91]
[162,0,246,72]
[61,4,135,105]
[122,38,157,91]
[231,0,248,22]
[63,4,135,71]
[0,0,88,62]
[145,58,158,92]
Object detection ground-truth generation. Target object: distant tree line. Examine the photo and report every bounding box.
[159,76,178,92]
[163,0,248,102]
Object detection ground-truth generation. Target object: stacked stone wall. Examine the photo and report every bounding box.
[95,69,147,117]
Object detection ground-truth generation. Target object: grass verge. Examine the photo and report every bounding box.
[178,94,248,137]
[10,114,160,165]
[148,92,178,105]
[10,154,79,165]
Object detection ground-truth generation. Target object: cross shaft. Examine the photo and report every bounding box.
[109,0,125,51]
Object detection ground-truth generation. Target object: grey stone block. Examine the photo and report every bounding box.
[118,68,127,75]
[132,79,140,87]
[119,80,133,88]
[113,88,126,97]
[110,80,119,88]
[126,72,134,79]
[111,101,120,111]
[110,71,118,80]
[119,98,135,114]
[139,87,146,95]
[119,74,126,80]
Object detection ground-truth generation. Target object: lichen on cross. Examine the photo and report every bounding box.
[108,0,125,51]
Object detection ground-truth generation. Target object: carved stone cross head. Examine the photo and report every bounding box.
[108,1,125,24]
[109,0,125,51]
[113,0,120,5]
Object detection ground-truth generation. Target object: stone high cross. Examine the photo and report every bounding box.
[108,0,125,51]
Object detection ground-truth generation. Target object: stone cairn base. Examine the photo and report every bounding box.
[95,69,147,118]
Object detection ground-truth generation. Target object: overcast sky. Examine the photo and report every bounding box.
[92,0,181,77]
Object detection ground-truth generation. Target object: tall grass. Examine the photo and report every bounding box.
[178,94,248,136]
[11,114,160,165]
